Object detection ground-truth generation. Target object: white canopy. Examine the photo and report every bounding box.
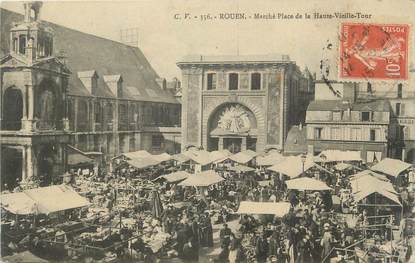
[268,155,315,178]
[256,152,284,166]
[172,153,191,163]
[316,150,362,163]
[178,170,224,187]
[334,163,353,171]
[127,158,160,169]
[350,172,396,195]
[350,170,389,182]
[286,177,332,191]
[228,165,255,173]
[353,188,402,206]
[182,149,213,166]
[158,171,191,183]
[122,150,152,159]
[123,151,172,169]
[210,150,233,163]
[229,150,258,164]
[237,201,291,217]
[370,158,412,178]
[1,185,90,215]
[1,192,37,215]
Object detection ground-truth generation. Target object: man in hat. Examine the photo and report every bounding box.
[321,223,334,260]
[255,232,269,262]
[220,223,234,247]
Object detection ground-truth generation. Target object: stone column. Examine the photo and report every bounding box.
[73,99,78,132]
[21,146,27,182]
[21,84,36,131]
[218,137,224,150]
[26,145,33,180]
[241,137,247,151]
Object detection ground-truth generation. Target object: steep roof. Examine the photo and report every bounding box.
[0,8,179,104]
[307,99,391,112]
[177,54,292,64]
[284,125,307,154]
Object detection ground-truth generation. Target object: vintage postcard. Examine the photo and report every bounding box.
[0,0,414,262]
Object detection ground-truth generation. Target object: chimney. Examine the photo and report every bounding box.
[343,82,356,103]
[57,50,67,65]
[103,75,123,97]
[78,70,98,95]
[156,78,166,90]
[24,1,43,23]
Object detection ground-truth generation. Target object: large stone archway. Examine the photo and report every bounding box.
[2,86,24,130]
[203,97,266,152]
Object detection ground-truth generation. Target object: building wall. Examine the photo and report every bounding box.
[178,60,310,153]
[67,94,181,158]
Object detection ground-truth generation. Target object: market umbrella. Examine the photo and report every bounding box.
[228,165,255,173]
[285,177,332,191]
[178,170,224,187]
[151,190,163,219]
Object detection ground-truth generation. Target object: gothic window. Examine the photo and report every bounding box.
[95,102,102,123]
[78,100,88,131]
[106,103,113,122]
[38,90,56,129]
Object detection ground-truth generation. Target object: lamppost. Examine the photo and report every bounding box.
[300,152,307,177]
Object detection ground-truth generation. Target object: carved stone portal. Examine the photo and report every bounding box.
[218,105,251,133]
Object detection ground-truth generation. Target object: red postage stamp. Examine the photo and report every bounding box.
[340,23,409,80]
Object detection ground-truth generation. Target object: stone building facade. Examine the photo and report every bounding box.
[306,97,394,163]
[305,76,415,164]
[177,55,313,153]
[0,3,181,190]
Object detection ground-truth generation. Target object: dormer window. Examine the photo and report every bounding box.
[361,111,371,121]
[18,35,26,54]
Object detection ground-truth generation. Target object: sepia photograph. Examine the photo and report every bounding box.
[0,0,414,262]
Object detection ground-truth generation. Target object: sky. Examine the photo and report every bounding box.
[2,0,415,80]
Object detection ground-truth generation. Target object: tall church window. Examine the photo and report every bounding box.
[38,90,55,129]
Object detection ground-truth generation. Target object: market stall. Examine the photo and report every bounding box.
[178,170,224,187]
[316,150,362,163]
[237,201,291,217]
[268,155,316,178]
[285,177,332,191]
[256,151,284,167]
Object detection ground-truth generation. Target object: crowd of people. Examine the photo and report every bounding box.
[1,152,415,262]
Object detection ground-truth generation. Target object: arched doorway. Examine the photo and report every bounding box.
[207,103,258,153]
[38,144,55,186]
[1,146,23,190]
[2,87,23,130]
